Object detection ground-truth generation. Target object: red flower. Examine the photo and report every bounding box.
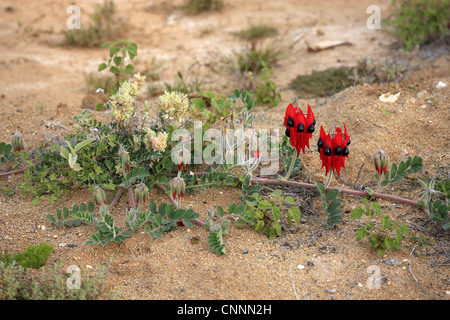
[284,103,315,155]
[317,125,350,176]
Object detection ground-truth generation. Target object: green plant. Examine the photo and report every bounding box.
[180,0,224,14]
[97,39,138,96]
[164,71,203,94]
[239,189,301,239]
[351,199,410,254]
[63,0,128,47]
[254,64,282,107]
[316,183,344,228]
[290,67,356,98]
[233,22,279,41]
[0,260,116,300]
[9,243,53,269]
[382,0,450,51]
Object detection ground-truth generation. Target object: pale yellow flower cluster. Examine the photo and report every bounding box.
[144,128,169,153]
[156,91,190,127]
[109,73,146,124]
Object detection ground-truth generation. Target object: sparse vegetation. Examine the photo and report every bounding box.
[63,0,128,47]
[180,0,224,14]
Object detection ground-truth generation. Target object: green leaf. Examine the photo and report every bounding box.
[109,66,120,75]
[88,202,95,213]
[216,206,224,217]
[109,47,120,57]
[350,207,364,220]
[46,214,56,224]
[124,64,134,75]
[63,207,70,220]
[384,237,394,250]
[316,183,325,195]
[288,207,301,224]
[113,56,122,67]
[270,189,282,198]
[98,63,107,72]
[233,89,240,98]
[127,42,138,59]
[284,196,296,205]
[326,189,340,201]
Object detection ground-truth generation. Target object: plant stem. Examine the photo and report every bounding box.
[110,186,124,209]
[282,148,297,180]
[250,177,430,215]
[323,171,333,188]
[0,168,26,177]
[128,187,136,209]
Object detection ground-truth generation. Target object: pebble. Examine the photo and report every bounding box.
[58,242,66,248]
[325,288,336,294]
[297,264,305,270]
[86,265,93,269]
[40,225,46,231]
[382,258,403,265]
[307,261,314,266]
[242,249,248,254]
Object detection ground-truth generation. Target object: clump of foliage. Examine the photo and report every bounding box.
[290,67,356,98]
[382,0,450,51]
[96,39,138,97]
[63,0,128,47]
[0,260,115,300]
[351,199,410,255]
[1,243,53,269]
[233,22,279,41]
[180,0,224,14]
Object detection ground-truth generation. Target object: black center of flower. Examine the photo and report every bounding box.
[334,146,342,155]
[307,123,315,133]
[297,123,304,133]
[324,146,331,156]
[286,116,295,127]
[342,146,349,156]
[347,139,351,146]
[285,128,290,137]
[317,138,323,149]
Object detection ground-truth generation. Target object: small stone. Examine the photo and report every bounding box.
[446,291,450,295]
[297,264,306,270]
[53,235,58,238]
[325,288,336,294]
[86,265,93,269]
[58,242,66,248]
[40,225,46,231]
[307,261,314,266]
[242,249,248,254]
[436,81,446,89]
[382,258,403,265]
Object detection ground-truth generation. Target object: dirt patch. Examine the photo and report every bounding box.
[0,0,449,300]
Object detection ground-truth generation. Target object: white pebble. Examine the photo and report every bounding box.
[436,81,446,89]
[297,264,305,270]
[86,265,93,269]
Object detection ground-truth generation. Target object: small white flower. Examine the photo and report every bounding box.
[96,88,105,94]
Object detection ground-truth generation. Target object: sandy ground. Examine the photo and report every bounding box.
[0,0,449,301]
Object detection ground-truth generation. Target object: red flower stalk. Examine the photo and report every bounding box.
[284,103,315,155]
[317,125,350,176]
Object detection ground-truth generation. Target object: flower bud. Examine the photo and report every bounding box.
[118,146,131,176]
[134,183,149,207]
[11,131,24,152]
[169,176,185,201]
[93,186,107,207]
[373,149,389,176]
